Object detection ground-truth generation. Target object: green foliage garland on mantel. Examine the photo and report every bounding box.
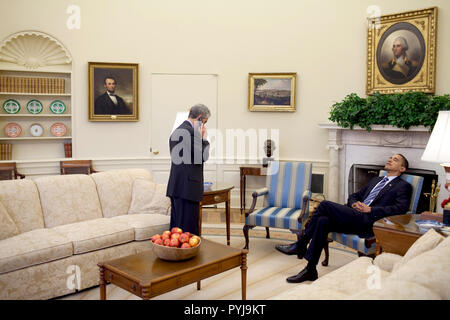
[329,92,450,131]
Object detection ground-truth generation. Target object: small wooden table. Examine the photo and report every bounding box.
[240,166,267,215]
[199,185,234,245]
[98,239,248,300]
[373,213,444,256]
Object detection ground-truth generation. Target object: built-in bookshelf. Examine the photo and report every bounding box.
[0,31,73,161]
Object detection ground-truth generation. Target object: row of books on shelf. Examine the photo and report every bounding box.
[1,142,72,160]
[0,76,65,94]
[0,143,12,160]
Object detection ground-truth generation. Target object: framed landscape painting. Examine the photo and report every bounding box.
[88,62,139,121]
[366,7,437,94]
[248,73,296,112]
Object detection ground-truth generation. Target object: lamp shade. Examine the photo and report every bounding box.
[171,111,189,134]
[421,110,450,165]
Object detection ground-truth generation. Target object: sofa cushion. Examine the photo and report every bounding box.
[51,218,135,254]
[35,174,103,228]
[272,283,350,300]
[373,253,402,273]
[110,213,170,241]
[0,228,73,274]
[125,168,153,182]
[311,257,390,296]
[128,179,171,216]
[388,236,450,299]
[349,280,441,300]
[0,201,19,240]
[393,228,444,271]
[0,179,44,233]
[91,169,153,218]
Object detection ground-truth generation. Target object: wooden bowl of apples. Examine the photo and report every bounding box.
[150,227,201,261]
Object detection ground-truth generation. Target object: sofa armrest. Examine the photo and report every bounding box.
[373,253,402,273]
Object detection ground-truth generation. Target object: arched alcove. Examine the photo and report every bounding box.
[0,30,72,71]
[0,30,73,161]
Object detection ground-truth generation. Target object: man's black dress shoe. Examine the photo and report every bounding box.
[275,242,298,255]
[275,242,307,259]
[286,267,318,283]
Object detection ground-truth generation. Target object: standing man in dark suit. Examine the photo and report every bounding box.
[94,76,131,115]
[166,104,210,235]
[276,154,412,283]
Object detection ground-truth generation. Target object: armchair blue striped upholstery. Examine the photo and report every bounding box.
[324,171,424,264]
[243,161,312,249]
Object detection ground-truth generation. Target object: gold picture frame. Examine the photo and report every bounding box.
[88,62,139,121]
[366,7,437,95]
[248,73,296,112]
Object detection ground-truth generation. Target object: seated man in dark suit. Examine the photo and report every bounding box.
[94,76,131,115]
[276,154,412,283]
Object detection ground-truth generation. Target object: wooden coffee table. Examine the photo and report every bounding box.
[373,213,445,256]
[98,239,248,300]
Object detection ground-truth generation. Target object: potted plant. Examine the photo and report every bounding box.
[329,91,450,131]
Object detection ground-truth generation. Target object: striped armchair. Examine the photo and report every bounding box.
[321,171,424,266]
[243,161,312,249]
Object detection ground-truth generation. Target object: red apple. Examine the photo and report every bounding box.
[184,232,192,238]
[171,227,183,234]
[151,234,161,243]
[161,231,171,240]
[171,233,181,240]
[154,239,163,245]
[169,238,180,247]
[181,243,191,249]
[163,238,171,246]
[179,233,190,243]
[189,236,200,247]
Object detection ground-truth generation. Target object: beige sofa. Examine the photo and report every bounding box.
[272,228,450,300]
[0,169,171,300]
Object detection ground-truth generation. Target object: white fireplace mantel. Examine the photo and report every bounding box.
[319,123,445,212]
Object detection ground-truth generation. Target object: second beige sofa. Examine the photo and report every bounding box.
[0,168,171,300]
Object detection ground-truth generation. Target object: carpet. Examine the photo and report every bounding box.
[59,225,358,300]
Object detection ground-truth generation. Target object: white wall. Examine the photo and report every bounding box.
[1,0,449,163]
[1,0,450,210]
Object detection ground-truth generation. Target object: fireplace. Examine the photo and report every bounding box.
[319,123,446,213]
[348,164,438,213]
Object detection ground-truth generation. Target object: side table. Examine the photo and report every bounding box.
[373,213,444,256]
[240,166,266,215]
[199,185,234,245]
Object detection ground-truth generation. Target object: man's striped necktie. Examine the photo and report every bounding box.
[363,176,389,205]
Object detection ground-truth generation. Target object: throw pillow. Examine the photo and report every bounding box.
[0,200,20,240]
[128,179,171,215]
[392,228,444,272]
[387,236,450,299]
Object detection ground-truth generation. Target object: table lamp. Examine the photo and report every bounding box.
[171,111,189,134]
[421,111,450,220]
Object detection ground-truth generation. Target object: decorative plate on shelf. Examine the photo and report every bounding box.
[49,100,66,114]
[2,99,21,114]
[4,122,22,137]
[26,99,44,114]
[30,123,44,137]
[50,122,67,137]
